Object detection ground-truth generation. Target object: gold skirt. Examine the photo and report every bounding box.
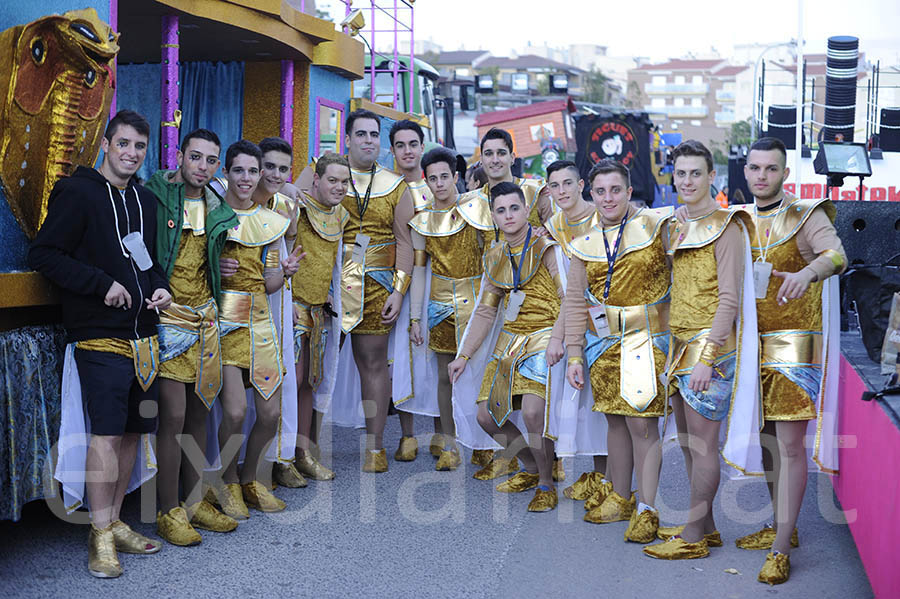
[159,344,199,383]
[589,342,667,418]
[429,318,458,355]
[221,327,252,370]
[761,368,816,421]
[355,277,391,335]
[477,360,546,408]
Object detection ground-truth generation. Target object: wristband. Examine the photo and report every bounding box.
[699,342,720,364]
[459,354,470,361]
[392,270,412,295]
[567,356,584,366]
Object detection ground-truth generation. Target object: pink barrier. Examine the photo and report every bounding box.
[831,356,900,599]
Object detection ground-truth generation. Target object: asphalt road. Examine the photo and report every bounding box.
[0,414,872,598]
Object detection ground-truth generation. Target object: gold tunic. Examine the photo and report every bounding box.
[340,164,408,335]
[478,236,560,427]
[569,207,671,416]
[409,202,483,354]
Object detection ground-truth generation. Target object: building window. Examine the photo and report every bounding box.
[691,97,702,107]
[651,97,666,108]
[691,120,702,126]
[315,98,344,155]
[674,75,686,85]
[692,75,703,85]
[652,75,666,85]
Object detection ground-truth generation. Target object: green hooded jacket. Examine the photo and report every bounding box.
[145,170,239,302]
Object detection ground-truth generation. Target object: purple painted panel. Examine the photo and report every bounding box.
[161,15,179,170]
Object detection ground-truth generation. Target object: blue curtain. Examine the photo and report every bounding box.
[116,62,244,182]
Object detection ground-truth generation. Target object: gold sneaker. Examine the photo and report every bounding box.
[362,448,388,473]
[394,436,418,461]
[496,471,540,493]
[111,520,162,554]
[471,449,494,467]
[156,507,202,546]
[624,508,660,543]
[643,536,710,560]
[435,449,462,471]
[242,480,287,512]
[88,524,122,578]
[583,479,614,511]
[584,491,634,523]
[296,453,335,480]
[527,486,558,512]
[758,552,791,585]
[735,525,799,550]
[274,462,308,488]
[656,525,723,547]
[552,459,565,482]
[185,500,238,533]
[473,456,519,480]
[563,471,606,500]
[205,483,249,520]
[429,434,444,458]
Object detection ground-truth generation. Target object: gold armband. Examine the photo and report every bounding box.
[392,270,412,295]
[567,356,584,366]
[699,342,720,364]
[264,247,281,269]
[482,291,503,308]
[414,250,428,267]
[553,273,564,296]
[821,249,845,275]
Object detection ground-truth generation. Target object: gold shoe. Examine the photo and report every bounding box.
[205,483,249,520]
[185,500,238,533]
[435,449,462,471]
[394,436,418,461]
[643,536,710,560]
[429,434,444,458]
[495,471,540,493]
[111,520,162,554]
[473,456,519,480]
[362,449,388,473]
[156,507,202,546]
[563,471,606,500]
[527,486,558,512]
[758,552,791,585]
[584,491,634,523]
[273,462,308,488]
[296,453,335,480]
[242,480,287,512]
[471,449,494,467]
[583,479,614,511]
[88,524,123,578]
[735,525,799,550]
[625,508,660,543]
[552,459,565,482]
[656,525,723,547]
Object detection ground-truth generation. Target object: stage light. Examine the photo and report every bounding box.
[549,73,568,94]
[476,75,494,93]
[340,10,365,36]
[511,73,528,92]
[813,141,872,195]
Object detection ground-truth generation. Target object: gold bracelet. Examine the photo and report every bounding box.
[459,354,470,361]
[392,270,412,295]
[410,318,421,323]
[699,342,720,364]
[567,356,584,366]
[413,250,428,267]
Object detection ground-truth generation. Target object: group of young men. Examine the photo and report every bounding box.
[28,106,845,587]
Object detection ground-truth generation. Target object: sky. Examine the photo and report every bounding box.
[359,0,900,65]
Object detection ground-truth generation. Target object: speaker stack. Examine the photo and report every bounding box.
[833,200,900,268]
[767,105,799,149]
[824,35,858,142]
[880,107,900,152]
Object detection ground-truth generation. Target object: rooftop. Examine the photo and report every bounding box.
[635,59,726,71]
[474,97,576,127]
[477,54,584,73]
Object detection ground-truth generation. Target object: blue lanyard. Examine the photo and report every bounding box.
[508,225,533,292]
[602,214,627,301]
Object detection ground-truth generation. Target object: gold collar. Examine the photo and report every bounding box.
[545,205,600,257]
[182,197,207,234]
[668,207,751,254]
[226,204,290,247]
[408,201,467,237]
[346,162,405,198]
[739,194,835,251]
[301,192,347,241]
[482,235,557,289]
[569,207,672,262]
[405,178,434,211]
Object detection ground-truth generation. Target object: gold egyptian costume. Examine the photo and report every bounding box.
[544,203,601,258]
[457,177,549,233]
[218,204,289,400]
[409,200,483,354]
[406,177,434,212]
[565,207,672,417]
[742,196,846,420]
[340,163,413,335]
[462,235,563,429]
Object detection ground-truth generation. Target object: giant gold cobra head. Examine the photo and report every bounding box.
[0,8,120,239]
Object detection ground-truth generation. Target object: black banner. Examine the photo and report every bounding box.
[574,113,655,205]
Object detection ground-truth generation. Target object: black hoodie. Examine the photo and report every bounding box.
[28,166,170,343]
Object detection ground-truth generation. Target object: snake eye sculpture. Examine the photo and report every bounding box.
[0,8,119,239]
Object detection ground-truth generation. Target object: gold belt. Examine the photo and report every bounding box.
[159,299,222,408]
[487,327,552,426]
[75,336,160,391]
[220,290,282,399]
[430,273,480,333]
[761,330,823,368]
[294,301,327,391]
[602,301,669,412]
[669,329,737,376]
[340,241,396,333]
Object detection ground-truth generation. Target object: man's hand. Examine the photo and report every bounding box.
[292,303,301,326]
[381,290,403,325]
[281,245,306,278]
[772,267,816,304]
[410,321,424,345]
[277,195,300,239]
[674,205,689,224]
[146,288,173,311]
[105,281,132,309]
[545,338,564,366]
[532,226,549,238]
[566,363,584,390]
[220,257,239,278]
[447,357,468,384]
[688,362,713,393]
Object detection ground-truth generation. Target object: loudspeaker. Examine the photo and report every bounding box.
[833,200,900,268]
[767,105,800,149]
[880,107,900,152]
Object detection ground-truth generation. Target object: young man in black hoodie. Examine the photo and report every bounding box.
[28,110,172,579]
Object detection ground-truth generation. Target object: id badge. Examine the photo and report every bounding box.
[351,233,370,264]
[505,290,526,322]
[753,261,773,299]
[588,304,611,338]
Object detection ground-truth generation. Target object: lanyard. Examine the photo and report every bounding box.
[349,163,376,223]
[753,196,785,263]
[508,225,533,291]
[601,213,627,301]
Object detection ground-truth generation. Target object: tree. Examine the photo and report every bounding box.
[582,67,611,104]
[536,73,550,96]
[729,118,752,146]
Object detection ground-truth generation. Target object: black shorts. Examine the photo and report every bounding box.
[75,348,158,435]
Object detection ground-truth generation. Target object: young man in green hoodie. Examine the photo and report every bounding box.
[145,129,240,546]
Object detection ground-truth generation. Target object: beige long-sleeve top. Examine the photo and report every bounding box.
[793,207,848,279]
